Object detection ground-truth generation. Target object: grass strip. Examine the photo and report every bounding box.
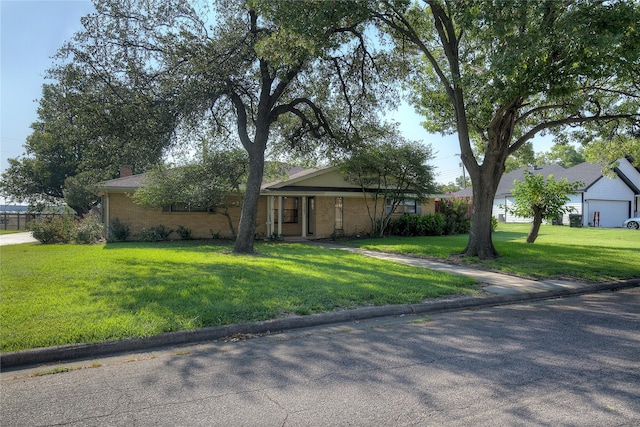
[349,223,640,282]
[1,241,476,352]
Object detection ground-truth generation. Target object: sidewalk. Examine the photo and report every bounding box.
[2,239,639,369]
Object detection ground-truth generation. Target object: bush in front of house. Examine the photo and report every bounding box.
[388,213,447,237]
[74,215,105,244]
[137,225,173,242]
[177,225,193,240]
[107,218,130,242]
[30,215,104,244]
[439,197,471,235]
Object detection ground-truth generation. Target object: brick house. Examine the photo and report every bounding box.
[97,165,438,240]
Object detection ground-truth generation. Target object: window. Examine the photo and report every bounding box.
[386,199,421,215]
[334,197,343,230]
[163,203,209,213]
[275,197,298,223]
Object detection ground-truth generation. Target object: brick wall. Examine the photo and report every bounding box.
[107,193,242,240]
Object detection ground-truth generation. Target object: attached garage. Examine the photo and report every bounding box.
[585,200,630,228]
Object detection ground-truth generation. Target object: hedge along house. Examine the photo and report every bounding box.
[97,165,438,240]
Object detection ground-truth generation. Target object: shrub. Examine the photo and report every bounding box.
[30,215,104,244]
[177,225,193,240]
[108,218,130,242]
[418,213,446,236]
[137,225,173,242]
[30,215,75,244]
[440,198,472,235]
[74,215,104,244]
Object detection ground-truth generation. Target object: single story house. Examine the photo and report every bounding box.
[457,157,640,228]
[97,165,438,240]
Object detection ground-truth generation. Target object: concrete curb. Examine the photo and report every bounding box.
[3,279,638,370]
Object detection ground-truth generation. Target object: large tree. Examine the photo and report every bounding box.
[372,0,640,259]
[0,63,177,215]
[55,0,382,253]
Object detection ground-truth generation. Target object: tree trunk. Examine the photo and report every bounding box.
[233,130,267,254]
[233,152,265,253]
[459,99,522,260]
[527,209,543,243]
[461,170,501,259]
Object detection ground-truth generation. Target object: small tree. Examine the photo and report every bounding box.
[339,137,437,237]
[506,171,582,243]
[133,150,248,238]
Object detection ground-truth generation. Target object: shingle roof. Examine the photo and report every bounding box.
[495,164,569,197]
[97,174,147,191]
[454,161,611,198]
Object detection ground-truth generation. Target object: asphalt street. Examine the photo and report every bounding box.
[2,287,639,426]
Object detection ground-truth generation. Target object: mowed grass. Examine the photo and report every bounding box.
[350,223,640,282]
[0,241,476,352]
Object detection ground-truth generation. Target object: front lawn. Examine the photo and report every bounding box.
[349,223,640,282]
[0,241,476,352]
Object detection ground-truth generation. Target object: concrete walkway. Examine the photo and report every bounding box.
[306,241,594,296]
[3,238,639,369]
[0,231,38,246]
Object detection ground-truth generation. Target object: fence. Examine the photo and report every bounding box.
[0,212,66,231]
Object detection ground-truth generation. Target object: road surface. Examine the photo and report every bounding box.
[2,288,639,426]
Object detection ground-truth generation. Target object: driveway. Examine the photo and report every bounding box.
[3,288,639,426]
[0,232,38,245]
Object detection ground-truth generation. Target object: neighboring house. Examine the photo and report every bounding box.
[456,157,640,228]
[97,165,438,240]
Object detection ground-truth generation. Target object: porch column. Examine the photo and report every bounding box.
[278,196,283,236]
[301,196,307,238]
[267,196,274,237]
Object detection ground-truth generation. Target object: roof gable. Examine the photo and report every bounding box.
[262,166,361,192]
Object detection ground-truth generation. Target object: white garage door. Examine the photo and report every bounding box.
[587,200,630,228]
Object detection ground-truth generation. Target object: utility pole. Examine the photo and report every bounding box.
[457,154,467,189]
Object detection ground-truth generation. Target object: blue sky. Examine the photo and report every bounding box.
[0,0,545,192]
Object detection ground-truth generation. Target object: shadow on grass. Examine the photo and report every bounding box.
[91,243,477,335]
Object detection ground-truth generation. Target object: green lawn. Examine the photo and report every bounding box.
[349,223,640,282]
[0,241,476,352]
[0,230,25,235]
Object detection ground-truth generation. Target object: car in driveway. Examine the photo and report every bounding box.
[623,217,640,229]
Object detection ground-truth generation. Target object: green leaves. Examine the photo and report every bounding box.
[508,171,582,221]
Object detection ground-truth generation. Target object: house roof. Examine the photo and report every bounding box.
[261,165,334,190]
[97,173,147,192]
[97,165,333,193]
[455,158,639,198]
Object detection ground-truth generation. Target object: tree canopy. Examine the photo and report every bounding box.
[338,131,437,236]
[49,0,387,252]
[371,0,640,258]
[0,62,177,215]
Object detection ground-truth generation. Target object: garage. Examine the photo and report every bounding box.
[586,200,631,228]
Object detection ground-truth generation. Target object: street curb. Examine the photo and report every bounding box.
[2,279,639,370]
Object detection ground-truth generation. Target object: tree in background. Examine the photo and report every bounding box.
[55,0,384,253]
[506,171,582,243]
[339,132,437,236]
[372,0,640,259]
[133,150,248,238]
[538,143,585,168]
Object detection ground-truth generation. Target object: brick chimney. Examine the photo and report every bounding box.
[120,165,133,177]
